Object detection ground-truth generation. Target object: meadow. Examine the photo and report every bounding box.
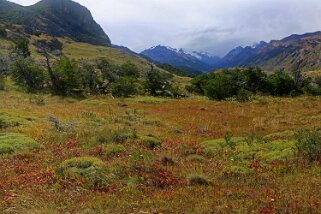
[0,80,321,213]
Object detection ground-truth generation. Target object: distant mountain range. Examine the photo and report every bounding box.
[142,32,321,73]
[0,0,111,46]
[140,45,220,74]
[1,0,321,75]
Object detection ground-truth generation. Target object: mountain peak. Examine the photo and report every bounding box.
[0,0,111,46]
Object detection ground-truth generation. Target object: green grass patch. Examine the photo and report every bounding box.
[139,136,162,149]
[132,96,169,104]
[0,132,40,154]
[202,134,296,163]
[0,112,35,128]
[58,157,106,182]
[104,144,126,157]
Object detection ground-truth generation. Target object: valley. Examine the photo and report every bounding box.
[0,0,321,213]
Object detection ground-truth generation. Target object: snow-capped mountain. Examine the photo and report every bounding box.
[140,45,220,74]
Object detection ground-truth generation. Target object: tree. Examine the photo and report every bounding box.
[119,61,140,78]
[242,67,268,93]
[267,72,296,96]
[187,74,209,94]
[144,65,172,96]
[96,58,119,83]
[51,57,82,96]
[78,60,101,94]
[110,77,141,97]
[10,57,45,92]
[204,72,236,100]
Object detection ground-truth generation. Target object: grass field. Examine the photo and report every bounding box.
[0,79,321,213]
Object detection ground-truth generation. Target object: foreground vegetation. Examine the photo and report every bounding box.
[0,32,320,213]
[0,78,320,212]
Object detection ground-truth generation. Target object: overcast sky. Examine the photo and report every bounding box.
[11,0,321,56]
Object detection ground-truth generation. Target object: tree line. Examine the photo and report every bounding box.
[0,38,182,98]
[186,67,321,101]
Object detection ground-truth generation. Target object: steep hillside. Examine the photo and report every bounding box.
[0,0,111,46]
[216,32,321,72]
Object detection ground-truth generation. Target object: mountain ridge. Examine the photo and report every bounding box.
[216,31,321,72]
[140,45,220,74]
[0,0,111,46]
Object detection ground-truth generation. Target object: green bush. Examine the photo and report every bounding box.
[111,77,141,97]
[51,57,83,96]
[235,88,252,102]
[267,72,297,96]
[119,61,140,78]
[295,130,321,162]
[144,66,173,96]
[10,57,46,92]
[13,38,31,58]
[204,72,236,100]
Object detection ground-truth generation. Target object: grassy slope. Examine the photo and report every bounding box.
[27,35,191,87]
[0,79,321,212]
[0,38,12,55]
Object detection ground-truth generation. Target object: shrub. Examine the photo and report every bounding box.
[187,175,210,186]
[235,88,252,102]
[111,77,141,97]
[139,136,162,149]
[12,38,31,58]
[78,60,101,94]
[0,133,40,154]
[96,58,118,83]
[295,130,321,162]
[58,157,106,186]
[144,65,173,96]
[267,72,297,96]
[51,57,83,96]
[119,61,140,78]
[10,57,46,92]
[204,72,236,100]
